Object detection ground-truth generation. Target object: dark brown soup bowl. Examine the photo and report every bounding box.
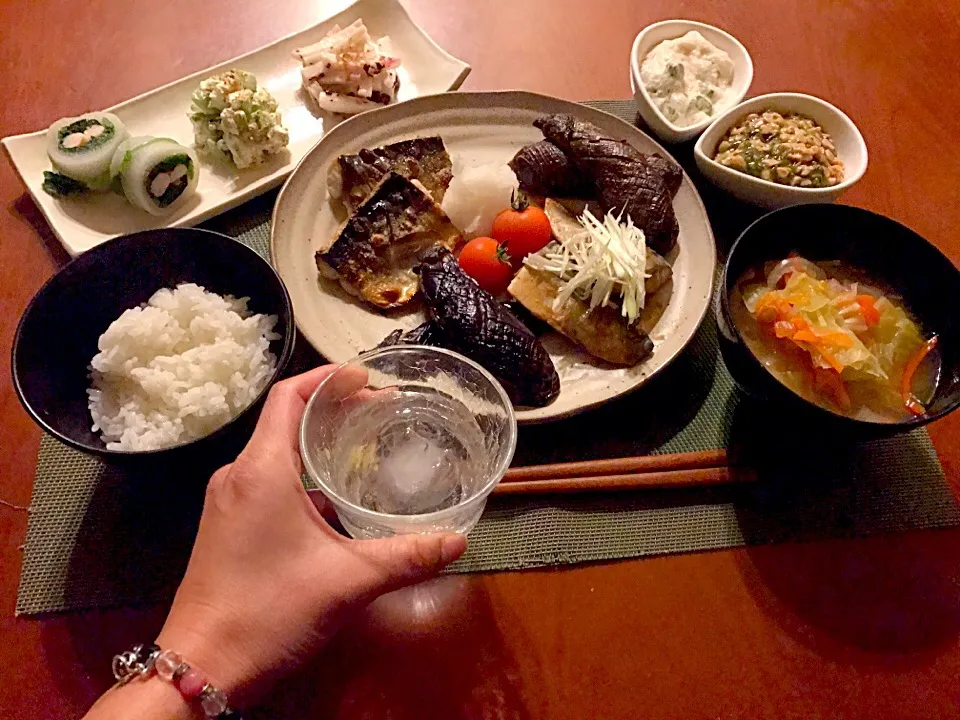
[12,229,295,464]
[717,204,960,438]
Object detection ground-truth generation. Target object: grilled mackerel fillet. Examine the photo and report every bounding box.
[542,199,673,296]
[508,267,654,366]
[505,199,670,366]
[328,136,453,213]
[317,172,462,309]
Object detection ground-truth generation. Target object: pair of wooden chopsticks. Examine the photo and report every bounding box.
[492,449,756,496]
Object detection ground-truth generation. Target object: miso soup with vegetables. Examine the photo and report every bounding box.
[731,257,939,422]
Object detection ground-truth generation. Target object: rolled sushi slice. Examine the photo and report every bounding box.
[46,112,128,190]
[112,137,200,215]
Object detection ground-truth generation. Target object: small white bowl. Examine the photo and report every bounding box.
[693,92,868,209]
[630,19,753,144]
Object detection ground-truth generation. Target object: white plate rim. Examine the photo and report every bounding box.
[270,90,717,423]
[1,0,470,257]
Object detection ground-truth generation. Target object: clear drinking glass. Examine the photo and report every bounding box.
[300,345,517,538]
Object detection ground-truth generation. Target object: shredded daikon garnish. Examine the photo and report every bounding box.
[292,20,401,114]
[524,209,648,324]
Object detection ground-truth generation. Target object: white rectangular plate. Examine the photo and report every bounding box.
[1,0,470,257]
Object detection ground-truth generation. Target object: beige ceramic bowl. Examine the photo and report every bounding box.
[693,92,868,209]
[630,19,753,144]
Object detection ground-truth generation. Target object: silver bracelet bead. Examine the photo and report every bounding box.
[200,684,229,717]
[155,649,184,682]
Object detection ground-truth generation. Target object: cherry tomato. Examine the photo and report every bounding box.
[492,191,552,262]
[458,237,514,295]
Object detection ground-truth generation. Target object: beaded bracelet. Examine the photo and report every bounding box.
[112,643,240,719]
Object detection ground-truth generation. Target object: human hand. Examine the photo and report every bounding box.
[156,366,467,703]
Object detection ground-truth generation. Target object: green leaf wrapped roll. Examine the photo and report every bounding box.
[45,112,128,190]
[110,137,200,215]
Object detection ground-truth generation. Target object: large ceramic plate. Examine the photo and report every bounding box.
[271,91,716,423]
[1,0,469,257]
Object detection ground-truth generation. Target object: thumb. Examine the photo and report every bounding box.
[344,533,467,601]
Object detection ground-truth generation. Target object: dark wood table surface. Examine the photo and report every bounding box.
[3,1,960,718]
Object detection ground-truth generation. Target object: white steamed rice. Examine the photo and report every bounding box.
[87,283,280,451]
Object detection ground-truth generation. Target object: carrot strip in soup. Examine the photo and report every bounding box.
[817,345,845,373]
[857,295,880,327]
[817,331,855,348]
[900,336,938,415]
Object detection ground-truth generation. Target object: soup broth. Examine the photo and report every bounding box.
[732,257,939,423]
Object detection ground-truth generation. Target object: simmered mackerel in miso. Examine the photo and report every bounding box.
[732,257,939,422]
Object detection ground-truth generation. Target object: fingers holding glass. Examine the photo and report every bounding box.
[243,365,340,471]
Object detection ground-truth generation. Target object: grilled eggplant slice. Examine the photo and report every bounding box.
[533,114,680,255]
[416,248,560,407]
[643,153,683,198]
[376,322,442,349]
[317,172,463,309]
[509,140,590,197]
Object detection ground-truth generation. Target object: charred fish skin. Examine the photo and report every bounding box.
[533,114,680,255]
[318,172,462,309]
[329,136,453,212]
[416,248,561,407]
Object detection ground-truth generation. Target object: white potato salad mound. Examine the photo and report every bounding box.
[640,30,734,127]
[189,69,289,169]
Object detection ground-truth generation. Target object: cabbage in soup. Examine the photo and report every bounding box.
[732,256,939,423]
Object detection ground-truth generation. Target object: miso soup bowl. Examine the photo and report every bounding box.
[717,204,960,437]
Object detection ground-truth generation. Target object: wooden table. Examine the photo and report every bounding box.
[3,1,960,717]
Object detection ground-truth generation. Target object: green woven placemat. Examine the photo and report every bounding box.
[16,101,960,615]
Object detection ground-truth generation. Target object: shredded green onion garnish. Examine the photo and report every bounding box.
[523,208,648,324]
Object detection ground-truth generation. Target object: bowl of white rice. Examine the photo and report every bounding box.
[12,228,295,459]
